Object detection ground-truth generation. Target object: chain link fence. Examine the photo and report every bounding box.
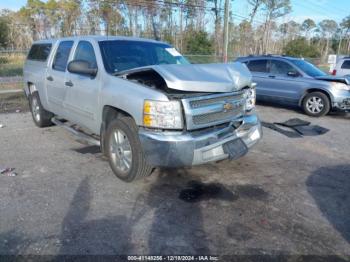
[0,50,329,93]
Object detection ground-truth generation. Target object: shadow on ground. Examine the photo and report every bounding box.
[58,177,133,254]
[307,165,350,244]
[56,167,271,255]
[72,145,101,155]
[132,168,214,254]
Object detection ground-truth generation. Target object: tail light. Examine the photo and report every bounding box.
[332,69,337,75]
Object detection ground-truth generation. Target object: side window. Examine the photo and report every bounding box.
[270,60,296,75]
[74,41,97,69]
[27,44,52,61]
[52,41,74,72]
[247,60,268,73]
[341,60,350,69]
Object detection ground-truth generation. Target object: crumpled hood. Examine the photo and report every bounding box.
[315,75,350,85]
[150,63,252,92]
[118,62,252,93]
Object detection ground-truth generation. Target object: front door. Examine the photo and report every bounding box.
[267,59,304,104]
[63,40,99,131]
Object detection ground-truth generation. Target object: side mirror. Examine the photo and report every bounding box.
[287,71,299,77]
[67,60,97,77]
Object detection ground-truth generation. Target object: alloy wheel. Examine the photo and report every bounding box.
[31,97,41,122]
[109,129,133,175]
[306,96,324,114]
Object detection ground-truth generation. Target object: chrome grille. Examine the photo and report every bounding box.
[190,94,242,108]
[182,92,245,130]
[192,108,242,125]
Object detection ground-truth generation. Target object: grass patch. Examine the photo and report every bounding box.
[0,82,23,90]
[0,55,25,77]
[0,63,23,77]
[0,92,28,113]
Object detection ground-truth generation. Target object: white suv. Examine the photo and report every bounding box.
[333,57,350,76]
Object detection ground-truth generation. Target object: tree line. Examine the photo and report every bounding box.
[0,0,350,60]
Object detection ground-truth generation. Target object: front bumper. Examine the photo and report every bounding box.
[332,90,350,110]
[139,114,262,167]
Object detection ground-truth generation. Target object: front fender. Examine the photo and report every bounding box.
[98,76,170,127]
[298,87,334,106]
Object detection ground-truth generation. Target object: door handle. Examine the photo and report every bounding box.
[268,75,276,78]
[65,81,73,87]
[46,76,54,81]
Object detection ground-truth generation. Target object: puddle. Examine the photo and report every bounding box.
[179,181,269,203]
[179,181,237,203]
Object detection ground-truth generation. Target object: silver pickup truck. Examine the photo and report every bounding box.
[23,36,262,182]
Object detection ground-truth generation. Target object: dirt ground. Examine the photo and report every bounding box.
[0,92,28,114]
[0,102,349,261]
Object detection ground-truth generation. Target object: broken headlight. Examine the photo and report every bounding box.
[244,87,256,111]
[331,82,350,91]
[143,100,183,129]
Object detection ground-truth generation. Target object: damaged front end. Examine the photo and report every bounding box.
[115,62,253,94]
[116,62,261,166]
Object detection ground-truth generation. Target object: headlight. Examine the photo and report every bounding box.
[143,100,183,129]
[244,87,256,111]
[331,82,350,91]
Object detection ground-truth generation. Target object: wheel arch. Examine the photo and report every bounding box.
[25,82,36,97]
[100,105,134,154]
[299,88,333,106]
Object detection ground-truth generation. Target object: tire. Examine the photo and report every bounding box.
[104,116,153,182]
[302,92,330,117]
[29,92,54,127]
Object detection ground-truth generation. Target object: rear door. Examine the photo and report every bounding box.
[63,40,99,130]
[46,40,74,115]
[245,59,271,100]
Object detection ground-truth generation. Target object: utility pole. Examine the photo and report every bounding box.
[223,0,230,63]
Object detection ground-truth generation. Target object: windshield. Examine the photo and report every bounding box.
[289,59,327,77]
[99,40,189,73]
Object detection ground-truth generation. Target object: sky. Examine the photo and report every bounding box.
[1,0,349,24]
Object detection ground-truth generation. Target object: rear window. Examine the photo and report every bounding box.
[27,44,52,61]
[247,60,268,73]
[341,60,350,69]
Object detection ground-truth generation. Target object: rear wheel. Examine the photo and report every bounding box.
[105,116,153,182]
[29,92,54,127]
[302,92,330,117]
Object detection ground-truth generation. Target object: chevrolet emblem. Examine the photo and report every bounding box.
[223,102,233,111]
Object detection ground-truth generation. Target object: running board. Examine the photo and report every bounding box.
[51,117,100,146]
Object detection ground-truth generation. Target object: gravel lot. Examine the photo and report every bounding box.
[0,104,349,259]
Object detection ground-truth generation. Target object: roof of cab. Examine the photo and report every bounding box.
[32,35,168,45]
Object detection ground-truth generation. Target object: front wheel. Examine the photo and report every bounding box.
[302,92,330,117]
[105,116,153,182]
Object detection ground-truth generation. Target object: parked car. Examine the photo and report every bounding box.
[332,57,350,77]
[236,55,350,117]
[23,36,262,182]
